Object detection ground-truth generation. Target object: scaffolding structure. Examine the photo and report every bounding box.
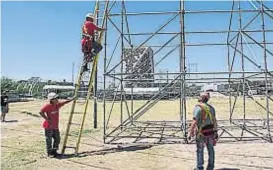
[97,0,273,145]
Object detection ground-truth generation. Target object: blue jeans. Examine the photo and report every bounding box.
[196,137,215,170]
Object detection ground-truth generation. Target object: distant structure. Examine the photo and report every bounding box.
[123,47,154,87]
[16,77,41,96]
[42,85,75,98]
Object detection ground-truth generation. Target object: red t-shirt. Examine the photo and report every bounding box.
[82,21,99,35]
[40,102,66,129]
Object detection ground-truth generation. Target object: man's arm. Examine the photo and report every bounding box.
[97,27,105,31]
[6,97,9,112]
[189,119,197,137]
[40,105,51,122]
[188,106,200,137]
[94,23,105,31]
[213,116,219,139]
[211,107,217,130]
[58,97,75,107]
[39,112,50,121]
[91,22,105,32]
[211,107,219,139]
[213,117,218,130]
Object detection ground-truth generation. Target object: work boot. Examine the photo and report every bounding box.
[91,50,96,56]
[82,64,89,72]
[47,151,54,158]
[90,56,94,62]
[52,150,61,158]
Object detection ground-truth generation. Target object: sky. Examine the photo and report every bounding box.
[1,1,273,83]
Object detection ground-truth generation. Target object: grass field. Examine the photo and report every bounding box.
[1,97,273,170]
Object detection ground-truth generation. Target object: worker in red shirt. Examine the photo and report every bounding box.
[40,92,74,157]
[81,13,105,71]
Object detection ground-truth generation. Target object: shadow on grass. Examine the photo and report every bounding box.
[20,111,40,118]
[58,144,153,160]
[3,120,18,123]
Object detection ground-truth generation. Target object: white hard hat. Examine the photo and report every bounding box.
[47,92,59,100]
[85,13,94,19]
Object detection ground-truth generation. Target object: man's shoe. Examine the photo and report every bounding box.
[91,51,97,56]
[53,153,61,158]
[52,150,61,158]
[82,64,89,72]
[47,151,54,158]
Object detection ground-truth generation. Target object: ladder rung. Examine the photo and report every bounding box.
[70,122,81,126]
[65,146,76,149]
[68,134,77,137]
[62,16,104,154]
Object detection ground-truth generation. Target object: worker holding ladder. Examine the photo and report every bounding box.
[81,13,105,72]
[40,92,74,157]
[188,92,218,170]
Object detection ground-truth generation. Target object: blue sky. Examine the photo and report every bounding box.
[1,1,273,83]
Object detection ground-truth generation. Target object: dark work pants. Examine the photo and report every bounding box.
[92,41,103,54]
[82,40,103,57]
[45,129,60,154]
[82,41,103,70]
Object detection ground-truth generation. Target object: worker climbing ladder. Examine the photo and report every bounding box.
[61,0,109,155]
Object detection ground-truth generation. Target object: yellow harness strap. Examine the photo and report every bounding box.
[197,103,214,137]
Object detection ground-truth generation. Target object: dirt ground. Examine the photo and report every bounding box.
[1,98,273,170]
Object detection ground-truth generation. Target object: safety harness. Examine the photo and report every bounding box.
[196,103,215,138]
